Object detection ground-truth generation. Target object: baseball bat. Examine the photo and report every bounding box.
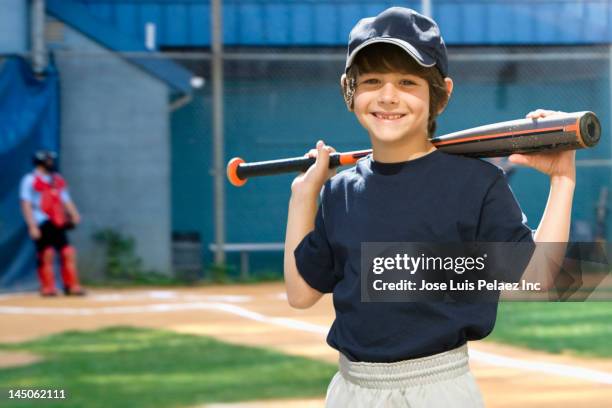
[227,111,600,186]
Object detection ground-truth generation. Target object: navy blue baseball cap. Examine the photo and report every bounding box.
[345,7,448,77]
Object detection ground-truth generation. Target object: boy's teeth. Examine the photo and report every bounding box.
[375,113,402,120]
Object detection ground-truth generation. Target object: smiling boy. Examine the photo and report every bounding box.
[284,7,575,407]
[348,47,451,162]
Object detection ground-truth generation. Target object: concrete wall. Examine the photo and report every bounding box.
[0,0,28,55]
[49,19,172,276]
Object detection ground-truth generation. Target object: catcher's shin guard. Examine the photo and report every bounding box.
[37,247,57,296]
[60,246,85,296]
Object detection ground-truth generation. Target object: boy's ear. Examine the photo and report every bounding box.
[437,77,454,114]
[340,74,354,112]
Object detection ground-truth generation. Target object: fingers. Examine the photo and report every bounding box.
[292,140,339,194]
[304,140,334,159]
[298,140,336,182]
[314,140,332,169]
[304,148,317,158]
[508,154,528,166]
[526,109,566,119]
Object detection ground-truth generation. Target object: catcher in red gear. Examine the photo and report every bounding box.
[20,150,85,296]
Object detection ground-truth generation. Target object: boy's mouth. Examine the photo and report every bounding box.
[371,112,406,121]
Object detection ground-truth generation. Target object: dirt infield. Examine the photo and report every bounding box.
[1,283,611,408]
[0,351,41,368]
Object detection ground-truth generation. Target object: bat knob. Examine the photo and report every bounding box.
[227,157,247,187]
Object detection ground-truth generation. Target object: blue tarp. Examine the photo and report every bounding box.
[0,57,60,292]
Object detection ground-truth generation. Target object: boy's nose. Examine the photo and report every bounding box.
[377,82,399,105]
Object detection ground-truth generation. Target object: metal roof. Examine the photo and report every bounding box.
[75,0,612,47]
[47,0,194,93]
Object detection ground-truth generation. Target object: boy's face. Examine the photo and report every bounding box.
[353,71,430,145]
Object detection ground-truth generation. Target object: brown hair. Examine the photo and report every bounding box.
[341,43,449,138]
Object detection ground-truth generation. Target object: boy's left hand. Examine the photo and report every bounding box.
[507,109,576,181]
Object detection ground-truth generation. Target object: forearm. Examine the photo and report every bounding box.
[64,201,80,220]
[511,111,577,290]
[534,175,575,242]
[20,201,38,228]
[284,191,323,308]
[523,176,575,289]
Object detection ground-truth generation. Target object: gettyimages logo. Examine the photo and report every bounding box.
[361,242,611,302]
[371,253,488,275]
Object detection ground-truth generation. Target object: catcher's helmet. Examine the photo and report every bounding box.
[32,150,58,167]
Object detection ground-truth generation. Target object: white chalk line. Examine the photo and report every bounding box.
[0,292,32,300]
[0,290,253,303]
[1,300,611,385]
[88,291,252,303]
[469,349,612,385]
[0,302,327,336]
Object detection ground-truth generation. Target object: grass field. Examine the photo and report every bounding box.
[0,297,611,407]
[493,302,612,358]
[0,327,336,408]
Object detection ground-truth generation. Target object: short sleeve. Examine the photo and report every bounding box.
[477,172,535,282]
[477,172,534,243]
[61,188,72,203]
[19,175,33,202]
[293,188,338,293]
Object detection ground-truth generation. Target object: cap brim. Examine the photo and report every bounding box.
[345,37,436,72]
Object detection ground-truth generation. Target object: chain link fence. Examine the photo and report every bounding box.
[49,45,611,277]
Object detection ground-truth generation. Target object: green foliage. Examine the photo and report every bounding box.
[204,264,282,284]
[207,263,234,283]
[0,327,336,408]
[92,229,148,281]
[83,273,185,287]
[240,270,283,284]
[91,229,281,285]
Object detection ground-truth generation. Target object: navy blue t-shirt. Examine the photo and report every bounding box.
[294,150,534,363]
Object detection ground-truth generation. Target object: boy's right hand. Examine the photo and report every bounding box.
[291,140,337,197]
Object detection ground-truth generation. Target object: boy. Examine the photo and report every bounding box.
[20,150,86,296]
[284,7,575,407]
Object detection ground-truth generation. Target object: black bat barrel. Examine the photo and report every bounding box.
[433,111,600,158]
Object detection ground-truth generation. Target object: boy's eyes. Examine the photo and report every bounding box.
[399,79,416,86]
[361,78,380,85]
[359,78,417,86]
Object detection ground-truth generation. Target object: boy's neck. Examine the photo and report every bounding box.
[371,136,436,163]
